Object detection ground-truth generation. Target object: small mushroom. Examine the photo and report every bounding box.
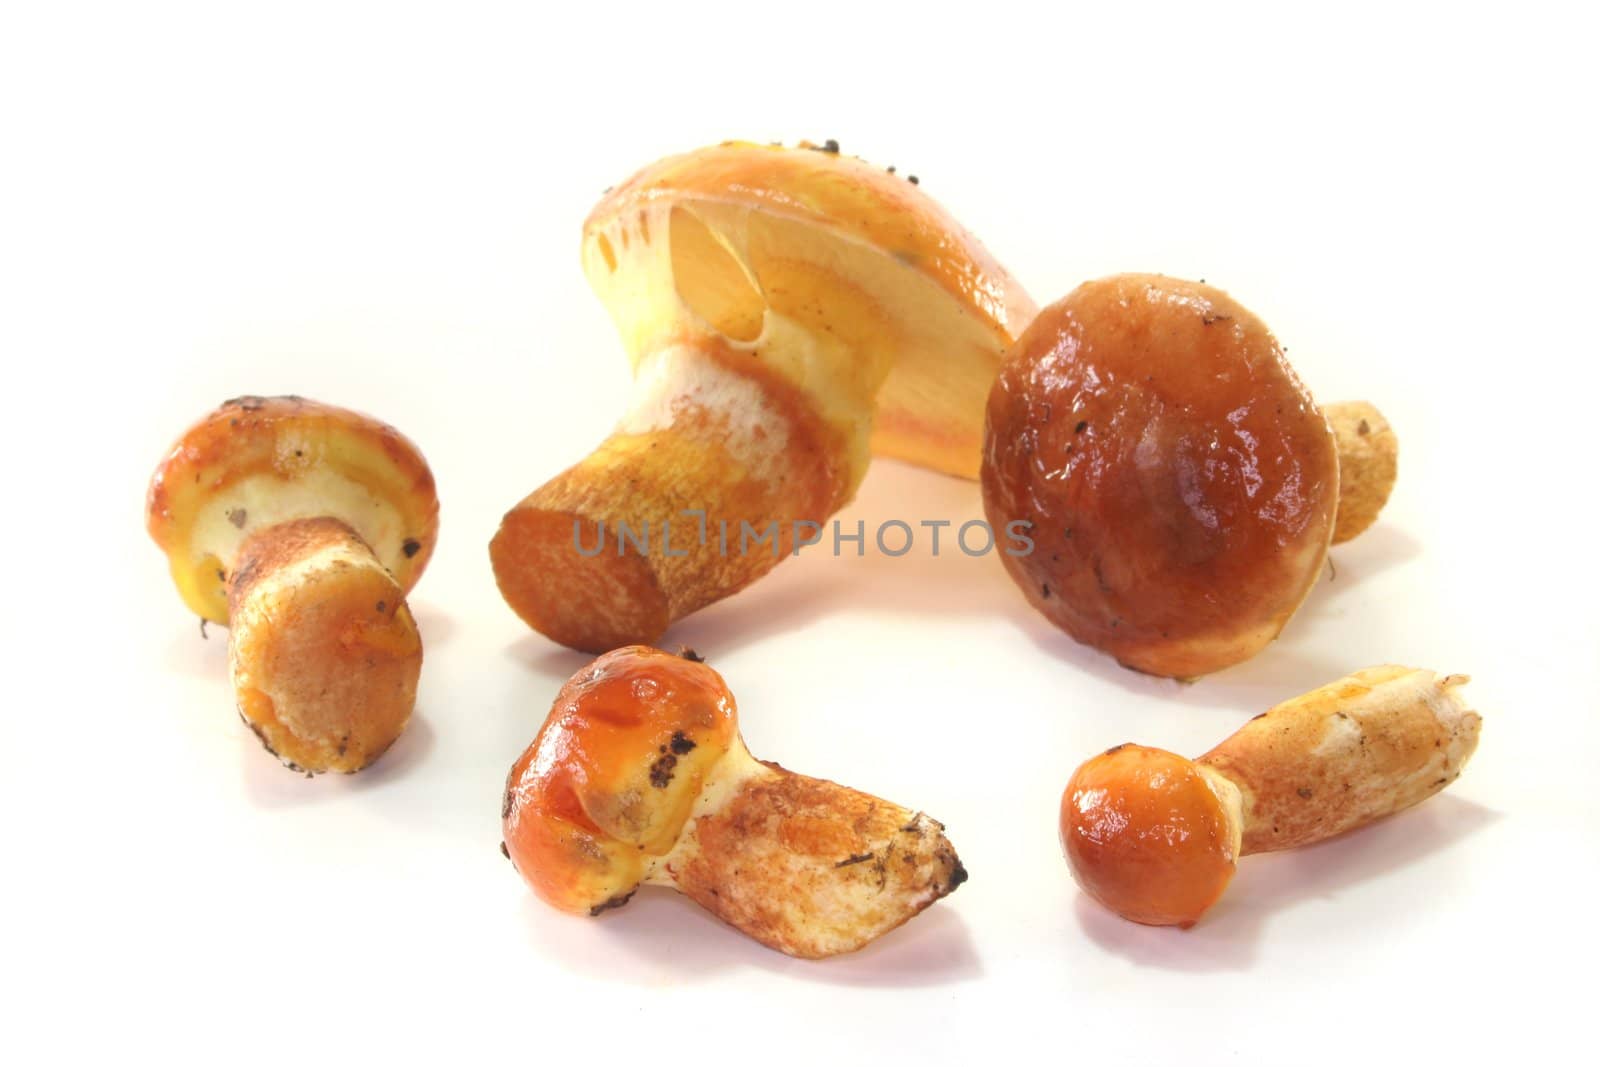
[146,396,439,773]
[982,274,1399,678]
[1061,667,1480,927]
[501,646,967,959]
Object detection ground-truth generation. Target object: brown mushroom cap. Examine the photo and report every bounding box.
[982,274,1339,678]
[147,396,438,624]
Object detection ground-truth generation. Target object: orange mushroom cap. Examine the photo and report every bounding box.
[582,139,1039,482]
[586,140,1034,346]
[147,396,439,624]
[1061,743,1241,928]
[502,646,740,915]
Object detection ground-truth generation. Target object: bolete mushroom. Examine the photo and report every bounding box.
[501,646,968,959]
[982,274,1399,678]
[147,396,438,773]
[1061,666,1479,927]
[491,141,1036,653]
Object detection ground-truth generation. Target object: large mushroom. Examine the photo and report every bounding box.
[982,274,1398,679]
[491,141,1036,652]
[147,396,438,773]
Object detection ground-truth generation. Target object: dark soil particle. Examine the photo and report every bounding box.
[589,890,636,916]
[649,753,678,788]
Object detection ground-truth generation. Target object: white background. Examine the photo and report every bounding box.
[3,2,1596,1063]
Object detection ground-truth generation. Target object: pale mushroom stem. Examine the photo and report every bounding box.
[647,741,968,959]
[1325,401,1399,544]
[227,517,422,774]
[1198,667,1480,856]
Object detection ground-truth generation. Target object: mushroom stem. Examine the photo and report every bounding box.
[490,341,851,653]
[647,741,968,960]
[1197,667,1479,855]
[227,517,422,774]
[1326,400,1399,544]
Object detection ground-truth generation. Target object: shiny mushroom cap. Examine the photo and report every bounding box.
[501,646,740,916]
[1061,743,1243,928]
[983,274,1339,678]
[147,396,439,624]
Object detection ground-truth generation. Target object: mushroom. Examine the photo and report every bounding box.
[491,141,1036,653]
[501,646,968,959]
[982,273,1399,678]
[147,396,439,773]
[1061,666,1480,927]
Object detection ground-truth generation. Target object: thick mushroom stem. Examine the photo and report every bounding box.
[1198,667,1479,855]
[490,341,852,653]
[1326,401,1399,544]
[228,517,422,774]
[648,740,968,960]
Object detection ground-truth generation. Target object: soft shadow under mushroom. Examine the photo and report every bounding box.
[519,886,981,987]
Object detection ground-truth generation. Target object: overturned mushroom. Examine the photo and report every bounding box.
[491,141,1036,653]
[502,646,967,958]
[146,396,438,772]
